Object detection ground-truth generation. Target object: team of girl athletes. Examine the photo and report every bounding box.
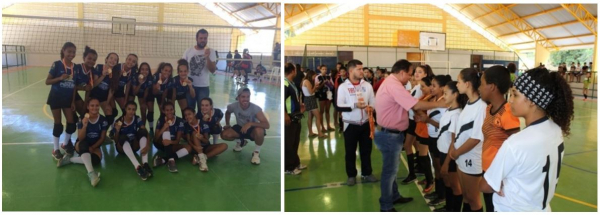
[47,42,249,187]
[381,62,573,212]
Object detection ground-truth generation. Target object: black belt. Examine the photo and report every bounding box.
[380,127,402,134]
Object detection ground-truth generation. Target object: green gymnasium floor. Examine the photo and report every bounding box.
[285,94,597,212]
[2,67,281,211]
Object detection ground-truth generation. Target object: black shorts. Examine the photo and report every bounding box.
[47,91,74,110]
[209,124,222,135]
[405,119,417,136]
[232,124,266,141]
[439,152,457,172]
[114,87,126,98]
[90,90,109,103]
[75,93,83,101]
[176,94,187,101]
[75,141,102,166]
[427,137,440,158]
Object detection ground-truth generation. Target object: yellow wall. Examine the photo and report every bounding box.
[285,4,504,51]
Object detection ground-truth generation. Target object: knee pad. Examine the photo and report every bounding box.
[66,123,77,134]
[91,154,101,166]
[78,140,90,154]
[53,124,64,137]
[137,128,149,139]
[147,111,154,122]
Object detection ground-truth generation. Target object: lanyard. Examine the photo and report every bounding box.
[61,59,73,76]
[191,120,200,134]
[122,64,130,77]
[82,65,94,86]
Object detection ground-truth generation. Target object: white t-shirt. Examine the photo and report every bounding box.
[337,79,375,131]
[484,117,564,212]
[427,104,446,138]
[183,46,217,87]
[408,84,423,120]
[437,108,461,154]
[454,97,486,174]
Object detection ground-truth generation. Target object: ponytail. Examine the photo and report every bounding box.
[546,72,574,136]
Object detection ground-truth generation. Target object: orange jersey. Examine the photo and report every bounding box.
[482,102,520,171]
[415,94,434,139]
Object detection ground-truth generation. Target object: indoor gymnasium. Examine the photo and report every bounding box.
[284,3,597,212]
[2,3,281,211]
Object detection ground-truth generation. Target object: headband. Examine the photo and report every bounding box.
[513,72,554,110]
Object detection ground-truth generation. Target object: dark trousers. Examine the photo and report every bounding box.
[285,121,302,171]
[344,123,373,177]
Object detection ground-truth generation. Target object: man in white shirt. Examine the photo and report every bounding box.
[183,29,217,111]
[336,59,378,186]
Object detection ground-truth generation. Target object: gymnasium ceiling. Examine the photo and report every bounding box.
[215,3,280,28]
[285,3,598,52]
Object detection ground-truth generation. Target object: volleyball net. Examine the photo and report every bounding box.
[2,14,281,72]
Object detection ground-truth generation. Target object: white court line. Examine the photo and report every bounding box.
[2,78,46,99]
[399,154,436,211]
[2,136,281,145]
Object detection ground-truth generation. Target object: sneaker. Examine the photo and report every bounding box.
[153,155,165,167]
[393,196,414,204]
[136,165,148,181]
[423,182,434,193]
[61,140,75,156]
[56,153,72,167]
[361,174,378,183]
[433,207,447,212]
[233,145,243,152]
[198,153,208,172]
[424,192,438,200]
[427,197,445,206]
[238,139,248,147]
[251,152,260,165]
[401,174,417,184]
[143,162,153,177]
[297,164,307,170]
[347,177,356,186]
[285,168,302,175]
[191,154,199,165]
[52,149,63,160]
[167,159,178,173]
[88,171,100,187]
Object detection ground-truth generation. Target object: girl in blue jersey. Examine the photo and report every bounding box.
[152,102,191,173]
[73,46,97,120]
[46,42,79,160]
[91,53,119,133]
[152,62,176,121]
[132,62,155,132]
[112,54,138,114]
[183,104,228,172]
[197,97,224,145]
[57,98,107,187]
[172,59,196,114]
[111,101,152,180]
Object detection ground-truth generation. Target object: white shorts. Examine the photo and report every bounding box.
[456,149,482,175]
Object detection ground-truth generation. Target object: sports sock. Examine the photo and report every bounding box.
[123,141,141,168]
[53,137,60,151]
[140,137,148,163]
[254,145,261,153]
[81,153,95,173]
[176,148,189,158]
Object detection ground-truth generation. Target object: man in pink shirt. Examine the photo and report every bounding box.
[374,59,446,212]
